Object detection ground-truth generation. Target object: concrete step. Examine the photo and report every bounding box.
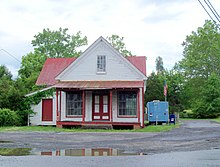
[82,124,113,130]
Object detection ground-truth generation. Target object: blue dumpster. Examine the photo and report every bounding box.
[147,101,169,124]
[169,114,175,125]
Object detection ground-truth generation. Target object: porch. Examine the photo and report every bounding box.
[55,81,145,129]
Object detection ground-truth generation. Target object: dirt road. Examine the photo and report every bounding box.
[0,120,220,154]
[0,120,220,166]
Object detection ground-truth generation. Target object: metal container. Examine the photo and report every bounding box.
[147,101,169,124]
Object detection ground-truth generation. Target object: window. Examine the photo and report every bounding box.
[118,91,137,116]
[97,55,106,73]
[66,92,82,116]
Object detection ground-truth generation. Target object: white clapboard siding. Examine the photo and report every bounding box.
[30,97,56,126]
[56,37,146,81]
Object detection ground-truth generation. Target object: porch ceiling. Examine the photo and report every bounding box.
[54,81,143,89]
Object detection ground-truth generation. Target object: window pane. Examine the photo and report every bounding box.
[103,105,108,113]
[95,96,99,104]
[66,92,82,116]
[97,55,106,72]
[118,91,137,116]
[103,96,108,104]
[95,104,99,113]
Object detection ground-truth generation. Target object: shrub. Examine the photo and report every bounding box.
[16,109,34,126]
[0,108,21,126]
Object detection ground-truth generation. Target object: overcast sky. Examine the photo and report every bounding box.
[0,0,219,77]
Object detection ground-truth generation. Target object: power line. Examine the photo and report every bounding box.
[204,0,220,22]
[198,0,216,22]
[207,0,220,19]
[0,49,21,63]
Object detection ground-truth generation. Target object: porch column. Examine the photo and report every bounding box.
[109,90,113,122]
[82,90,85,122]
[59,90,62,121]
[56,89,59,122]
[142,86,145,128]
[137,89,140,125]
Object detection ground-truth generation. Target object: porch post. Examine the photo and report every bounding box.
[109,90,113,122]
[59,90,62,121]
[142,86,145,128]
[137,89,140,125]
[56,89,59,121]
[82,90,85,122]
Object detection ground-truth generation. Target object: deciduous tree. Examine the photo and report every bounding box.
[106,34,133,56]
[32,28,88,58]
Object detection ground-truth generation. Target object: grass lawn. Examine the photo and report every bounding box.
[0,124,179,133]
[180,117,220,123]
[214,117,220,123]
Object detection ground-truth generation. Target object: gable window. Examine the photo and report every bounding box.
[118,91,137,116]
[97,55,106,73]
[66,92,82,116]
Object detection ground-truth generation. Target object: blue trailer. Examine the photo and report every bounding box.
[147,101,169,124]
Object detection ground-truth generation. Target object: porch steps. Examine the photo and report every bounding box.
[81,124,113,130]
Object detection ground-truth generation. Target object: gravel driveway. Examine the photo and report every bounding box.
[0,120,220,167]
[0,119,220,154]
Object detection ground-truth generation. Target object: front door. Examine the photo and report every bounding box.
[92,94,109,121]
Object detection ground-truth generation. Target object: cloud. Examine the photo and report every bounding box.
[0,0,219,78]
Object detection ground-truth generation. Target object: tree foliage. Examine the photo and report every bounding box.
[155,56,165,74]
[32,28,88,58]
[106,34,133,56]
[18,52,47,91]
[19,28,88,92]
[192,73,220,118]
[181,20,220,79]
[145,72,164,102]
[0,65,12,80]
[165,66,184,113]
[180,20,220,118]
[0,108,21,126]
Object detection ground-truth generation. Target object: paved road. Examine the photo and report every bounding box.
[0,149,220,167]
[0,120,220,166]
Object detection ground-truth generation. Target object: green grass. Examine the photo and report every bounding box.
[0,124,179,133]
[214,117,220,123]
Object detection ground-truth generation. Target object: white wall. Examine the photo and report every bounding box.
[58,42,144,81]
[112,91,139,123]
[60,91,83,122]
[30,89,143,126]
[85,91,92,122]
[30,96,56,126]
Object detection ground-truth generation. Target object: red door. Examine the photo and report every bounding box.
[42,99,53,121]
[92,94,109,121]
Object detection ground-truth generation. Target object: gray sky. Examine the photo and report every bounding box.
[0,0,219,77]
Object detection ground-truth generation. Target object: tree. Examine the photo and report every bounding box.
[165,66,184,113]
[32,28,88,58]
[145,72,164,103]
[106,34,133,56]
[19,28,88,92]
[155,56,165,74]
[180,20,220,79]
[192,73,220,118]
[18,52,46,91]
[0,65,25,111]
[179,20,220,118]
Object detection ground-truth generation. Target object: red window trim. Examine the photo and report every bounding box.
[66,115,83,118]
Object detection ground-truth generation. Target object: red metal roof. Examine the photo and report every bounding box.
[36,56,146,86]
[126,56,146,76]
[36,58,76,86]
[54,81,144,89]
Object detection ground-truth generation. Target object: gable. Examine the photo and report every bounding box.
[56,37,146,81]
[36,58,76,86]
